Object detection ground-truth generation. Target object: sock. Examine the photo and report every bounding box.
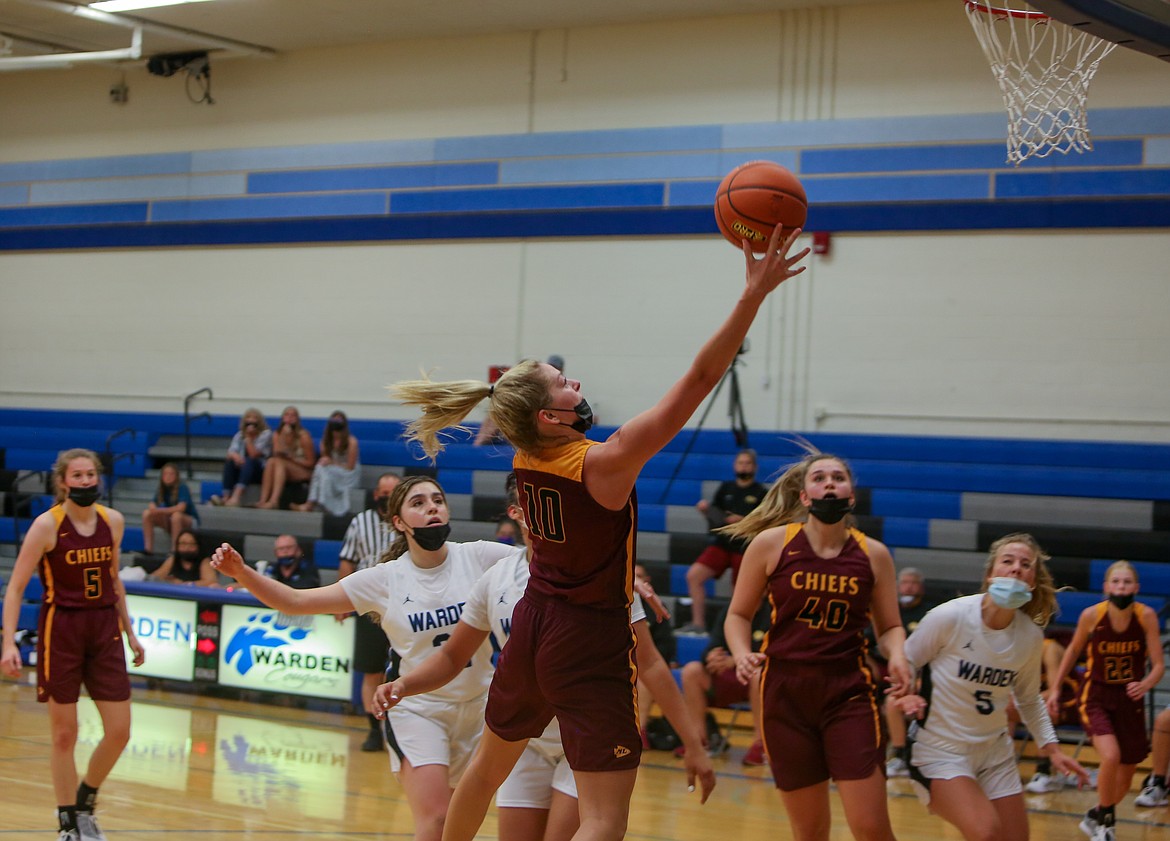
[1086,807,1101,823]
[367,713,380,733]
[58,807,77,832]
[1099,806,1115,827]
[1154,774,1167,788]
[76,781,98,814]
[1034,758,1052,775]
[894,745,909,762]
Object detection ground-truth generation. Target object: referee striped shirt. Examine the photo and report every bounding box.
[339,508,396,571]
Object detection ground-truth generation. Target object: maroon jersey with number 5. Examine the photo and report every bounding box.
[763,522,876,664]
[514,439,637,609]
[40,504,119,609]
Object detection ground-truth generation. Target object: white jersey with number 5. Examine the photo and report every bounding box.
[340,540,515,710]
[904,594,1056,754]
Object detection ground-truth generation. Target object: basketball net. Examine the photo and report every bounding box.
[965,0,1117,165]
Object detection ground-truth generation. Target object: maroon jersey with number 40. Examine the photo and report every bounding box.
[763,523,876,664]
[40,504,120,609]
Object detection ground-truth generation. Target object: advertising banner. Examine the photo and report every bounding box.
[124,594,197,681]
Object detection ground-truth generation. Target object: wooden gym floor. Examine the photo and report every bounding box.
[2,677,1170,840]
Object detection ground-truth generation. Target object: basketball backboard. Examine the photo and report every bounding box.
[1029,0,1170,61]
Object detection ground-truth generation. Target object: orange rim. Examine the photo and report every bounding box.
[964,0,1049,20]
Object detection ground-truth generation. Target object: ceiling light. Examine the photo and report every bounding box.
[90,0,216,12]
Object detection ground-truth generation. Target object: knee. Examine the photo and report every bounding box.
[103,719,131,749]
[680,661,706,688]
[50,721,79,753]
[414,807,447,841]
[581,814,629,841]
[685,564,708,586]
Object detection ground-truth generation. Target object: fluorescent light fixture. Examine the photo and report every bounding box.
[90,0,215,12]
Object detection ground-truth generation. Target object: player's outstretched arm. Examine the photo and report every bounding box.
[210,543,354,615]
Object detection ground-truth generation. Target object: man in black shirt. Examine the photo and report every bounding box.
[682,449,767,633]
[265,534,321,590]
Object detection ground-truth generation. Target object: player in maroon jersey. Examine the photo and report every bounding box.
[1046,560,1164,841]
[391,222,809,841]
[722,452,909,841]
[1,448,144,841]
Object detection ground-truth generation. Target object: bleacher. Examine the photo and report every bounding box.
[3,407,1170,662]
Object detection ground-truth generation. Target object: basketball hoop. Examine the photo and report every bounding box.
[965,0,1117,165]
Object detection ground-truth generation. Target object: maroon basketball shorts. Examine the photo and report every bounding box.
[760,658,883,791]
[38,605,130,704]
[709,666,751,708]
[487,591,641,772]
[1081,682,1150,765]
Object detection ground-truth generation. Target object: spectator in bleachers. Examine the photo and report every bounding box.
[336,471,401,752]
[255,406,316,509]
[150,528,219,587]
[681,448,767,633]
[212,408,272,507]
[493,515,521,545]
[1045,559,1164,841]
[265,534,320,589]
[293,410,361,515]
[634,563,678,747]
[140,461,199,555]
[1,447,144,841]
[872,566,936,777]
[675,601,769,765]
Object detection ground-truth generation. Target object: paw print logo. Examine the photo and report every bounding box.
[224,612,311,675]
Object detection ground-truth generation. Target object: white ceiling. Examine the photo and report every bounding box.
[0,0,886,61]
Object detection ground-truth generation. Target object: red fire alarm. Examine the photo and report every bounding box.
[812,231,832,256]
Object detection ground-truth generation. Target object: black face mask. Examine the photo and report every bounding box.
[68,486,101,507]
[735,471,755,481]
[411,523,451,552]
[1109,593,1136,609]
[808,496,853,525]
[328,419,346,430]
[177,551,201,564]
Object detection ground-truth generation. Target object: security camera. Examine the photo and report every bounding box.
[147,51,209,78]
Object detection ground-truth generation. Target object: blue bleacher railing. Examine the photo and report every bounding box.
[102,427,137,508]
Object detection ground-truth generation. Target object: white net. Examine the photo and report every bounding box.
[965,0,1117,165]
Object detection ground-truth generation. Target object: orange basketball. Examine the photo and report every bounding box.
[714,161,807,252]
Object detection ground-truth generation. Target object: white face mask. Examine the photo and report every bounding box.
[898,594,918,607]
[987,577,1032,610]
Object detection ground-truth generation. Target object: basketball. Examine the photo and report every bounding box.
[714,161,807,252]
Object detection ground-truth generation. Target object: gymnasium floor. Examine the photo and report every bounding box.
[1,678,1169,840]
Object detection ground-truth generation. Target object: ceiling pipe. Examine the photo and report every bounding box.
[11,0,276,56]
[0,23,141,69]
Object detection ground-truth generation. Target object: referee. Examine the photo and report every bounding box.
[337,471,401,751]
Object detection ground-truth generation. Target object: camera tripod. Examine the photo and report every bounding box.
[656,349,749,505]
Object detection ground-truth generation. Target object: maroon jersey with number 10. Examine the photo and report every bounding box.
[40,504,120,609]
[514,439,637,610]
[763,522,876,664]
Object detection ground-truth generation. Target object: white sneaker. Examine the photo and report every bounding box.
[1094,825,1116,841]
[885,756,909,777]
[1136,781,1169,807]
[58,831,79,841]
[1026,772,1063,793]
[75,813,107,841]
[1079,815,1099,840]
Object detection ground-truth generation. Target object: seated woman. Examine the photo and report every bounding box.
[214,408,273,507]
[151,529,219,587]
[293,410,360,515]
[140,462,198,555]
[255,405,316,509]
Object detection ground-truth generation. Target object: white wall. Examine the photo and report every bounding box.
[2,1,1169,442]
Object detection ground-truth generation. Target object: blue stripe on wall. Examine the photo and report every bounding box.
[0,184,29,206]
[668,180,721,207]
[435,125,724,160]
[0,202,148,228]
[150,193,389,222]
[30,174,247,204]
[500,153,723,184]
[389,184,666,213]
[3,199,1169,251]
[801,140,1143,174]
[805,174,991,203]
[190,139,437,173]
[248,162,499,194]
[995,168,1170,198]
[0,153,192,184]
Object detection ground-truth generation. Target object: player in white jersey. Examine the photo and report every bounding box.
[213,476,515,841]
[894,534,1088,841]
[373,476,715,841]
